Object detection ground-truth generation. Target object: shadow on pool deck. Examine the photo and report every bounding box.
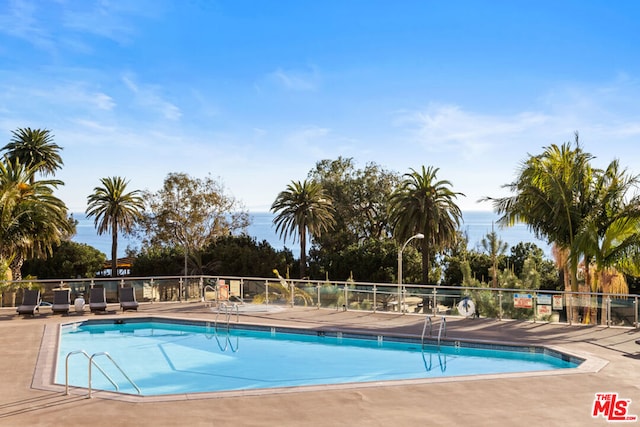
[1,302,639,426]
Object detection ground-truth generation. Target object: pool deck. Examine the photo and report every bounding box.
[1,301,639,426]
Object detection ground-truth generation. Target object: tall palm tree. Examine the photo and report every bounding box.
[0,159,71,281]
[389,166,464,284]
[2,128,63,183]
[271,180,335,278]
[86,177,144,277]
[480,223,509,287]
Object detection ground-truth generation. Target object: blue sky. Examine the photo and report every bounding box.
[2,0,640,213]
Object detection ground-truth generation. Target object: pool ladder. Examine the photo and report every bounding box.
[208,303,240,352]
[421,315,446,348]
[65,350,141,398]
[420,315,447,373]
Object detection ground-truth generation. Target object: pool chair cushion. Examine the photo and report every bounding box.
[52,289,71,315]
[89,287,108,313]
[119,287,139,312]
[16,289,41,316]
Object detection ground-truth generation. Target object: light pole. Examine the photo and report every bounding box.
[168,220,188,301]
[398,233,424,314]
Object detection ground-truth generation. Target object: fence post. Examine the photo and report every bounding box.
[343,283,348,311]
[290,280,294,308]
[568,293,572,325]
[431,287,437,316]
[373,284,377,313]
[498,291,503,321]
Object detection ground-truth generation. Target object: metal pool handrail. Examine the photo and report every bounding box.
[421,315,446,348]
[89,352,141,398]
[203,284,216,307]
[421,315,432,348]
[65,350,141,398]
[65,350,118,396]
[437,316,447,347]
[215,302,239,327]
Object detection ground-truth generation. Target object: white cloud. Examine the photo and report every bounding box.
[122,74,182,121]
[0,0,53,49]
[268,66,320,91]
[383,79,640,211]
[283,126,331,158]
[396,103,552,160]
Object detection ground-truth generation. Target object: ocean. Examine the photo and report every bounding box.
[71,211,551,259]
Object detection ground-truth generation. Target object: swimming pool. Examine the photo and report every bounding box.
[57,318,582,397]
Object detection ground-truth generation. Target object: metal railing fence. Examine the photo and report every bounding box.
[2,275,637,328]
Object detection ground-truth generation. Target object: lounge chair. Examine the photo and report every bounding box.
[16,289,40,316]
[119,287,139,312]
[89,287,107,313]
[52,289,71,315]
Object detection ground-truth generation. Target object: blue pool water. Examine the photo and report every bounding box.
[57,319,580,396]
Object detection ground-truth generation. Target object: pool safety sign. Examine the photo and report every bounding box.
[513,293,533,308]
[537,294,552,317]
[552,295,563,310]
[537,294,552,305]
[218,280,229,301]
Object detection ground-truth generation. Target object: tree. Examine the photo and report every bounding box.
[308,238,413,283]
[508,242,558,290]
[129,246,184,277]
[389,166,464,283]
[86,177,144,277]
[0,159,72,280]
[22,241,105,279]
[573,159,640,284]
[487,136,595,292]
[2,128,63,183]
[271,180,335,278]
[487,135,640,322]
[572,160,640,323]
[308,157,399,252]
[480,224,509,287]
[200,235,294,277]
[136,172,250,275]
[440,229,470,286]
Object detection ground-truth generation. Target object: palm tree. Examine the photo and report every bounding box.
[271,180,335,278]
[86,177,144,277]
[0,159,71,281]
[2,128,63,183]
[488,136,595,292]
[480,223,509,287]
[389,166,464,284]
[572,160,640,323]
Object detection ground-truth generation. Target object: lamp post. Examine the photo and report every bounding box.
[168,220,188,301]
[398,233,424,314]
